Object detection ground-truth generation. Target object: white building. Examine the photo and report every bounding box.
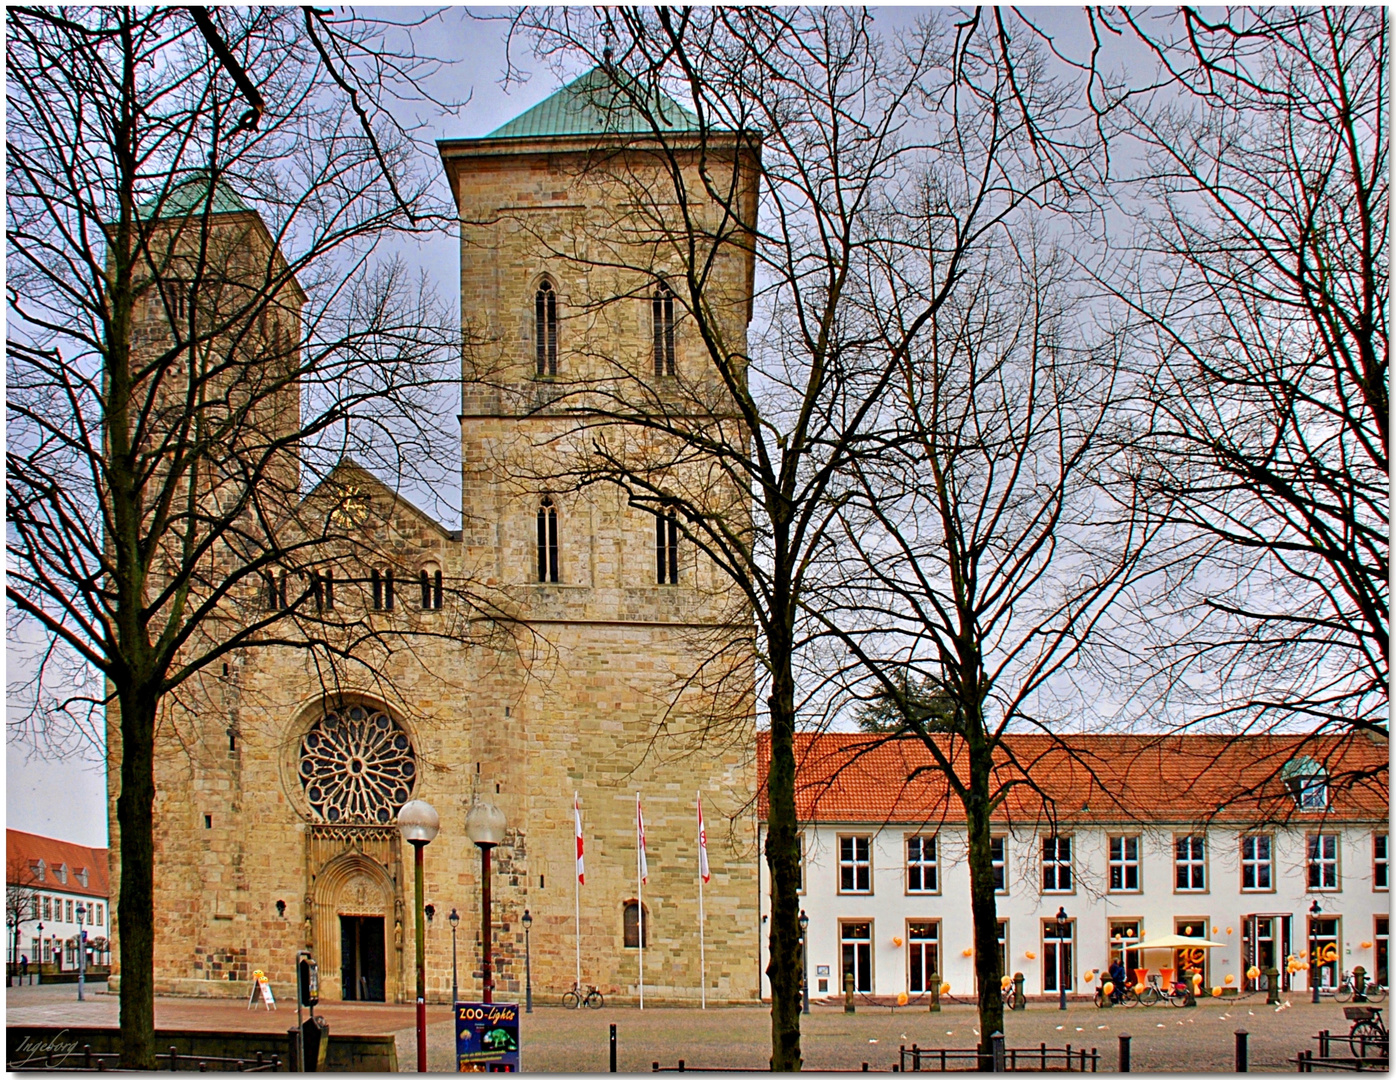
[757,733,1388,1002]
[6,829,110,971]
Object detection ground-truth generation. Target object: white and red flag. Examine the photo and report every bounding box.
[574,792,586,884]
[697,793,711,883]
[637,793,649,883]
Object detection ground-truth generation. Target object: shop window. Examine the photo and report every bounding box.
[840,921,872,993]
[907,921,939,992]
[1042,919,1075,993]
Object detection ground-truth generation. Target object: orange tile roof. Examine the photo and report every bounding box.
[6,829,109,899]
[756,731,1388,828]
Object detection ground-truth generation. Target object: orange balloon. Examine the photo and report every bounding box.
[940,982,951,995]
[1001,975,1012,988]
[1224,974,1235,985]
[1084,969,1094,982]
[1211,986,1223,998]
[897,991,909,1006]
[1247,966,1260,980]
[1102,981,1114,996]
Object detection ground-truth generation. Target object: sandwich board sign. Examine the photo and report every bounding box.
[455,1002,519,1072]
[247,969,276,1010]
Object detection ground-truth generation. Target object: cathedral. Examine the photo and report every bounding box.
[109,69,763,1006]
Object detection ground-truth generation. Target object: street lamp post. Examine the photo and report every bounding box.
[35,923,42,986]
[522,909,534,1013]
[1310,900,1322,1004]
[398,799,441,1073]
[465,798,507,1004]
[799,910,810,1015]
[1056,907,1069,1012]
[448,909,460,1011]
[75,902,87,1001]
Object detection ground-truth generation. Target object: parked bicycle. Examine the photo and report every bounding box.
[1335,971,1389,1004]
[562,982,605,1009]
[1131,973,1188,1008]
[1344,1006,1388,1058]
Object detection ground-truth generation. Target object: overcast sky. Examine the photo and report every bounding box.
[5,7,1152,849]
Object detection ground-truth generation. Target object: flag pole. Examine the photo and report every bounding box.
[574,792,582,994]
[698,793,707,1010]
[637,792,645,1010]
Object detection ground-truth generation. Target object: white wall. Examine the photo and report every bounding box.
[758,820,1388,1000]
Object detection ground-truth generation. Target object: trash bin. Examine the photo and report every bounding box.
[304,1016,329,1072]
[289,1016,330,1071]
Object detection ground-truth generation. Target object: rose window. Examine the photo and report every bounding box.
[298,706,416,824]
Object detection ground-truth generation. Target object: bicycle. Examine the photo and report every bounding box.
[1344,1006,1388,1058]
[1335,971,1389,1004]
[562,982,605,1009]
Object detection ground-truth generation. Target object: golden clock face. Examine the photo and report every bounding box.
[330,484,369,528]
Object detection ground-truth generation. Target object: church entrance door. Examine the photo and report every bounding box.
[340,915,386,1001]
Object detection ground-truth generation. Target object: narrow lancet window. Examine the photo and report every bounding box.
[653,282,676,377]
[656,511,678,584]
[537,497,559,582]
[535,280,558,376]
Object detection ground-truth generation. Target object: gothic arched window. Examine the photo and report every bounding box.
[656,511,678,585]
[537,497,559,583]
[653,282,676,377]
[623,900,649,949]
[297,705,416,824]
[535,279,558,377]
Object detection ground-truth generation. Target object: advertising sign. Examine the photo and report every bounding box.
[455,1002,520,1072]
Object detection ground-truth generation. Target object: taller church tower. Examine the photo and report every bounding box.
[436,67,762,1004]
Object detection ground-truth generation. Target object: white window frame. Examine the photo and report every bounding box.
[1107,835,1141,892]
[1375,833,1388,892]
[1042,835,1073,893]
[905,834,939,894]
[1241,834,1274,892]
[990,835,1008,895]
[1174,834,1207,892]
[906,919,940,993]
[1307,833,1340,891]
[838,835,872,895]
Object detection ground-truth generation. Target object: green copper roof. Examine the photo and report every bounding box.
[486,66,701,140]
[139,172,252,220]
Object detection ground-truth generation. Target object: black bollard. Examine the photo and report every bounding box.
[991,1032,1005,1073]
[1235,1030,1249,1072]
[610,1023,617,1073]
[845,971,855,1014]
[1118,1034,1131,1074]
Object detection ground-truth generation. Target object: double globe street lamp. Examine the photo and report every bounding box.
[465,797,507,1004]
[397,799,440,1073]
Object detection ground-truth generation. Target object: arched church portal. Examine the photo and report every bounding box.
[311,851,401,1003]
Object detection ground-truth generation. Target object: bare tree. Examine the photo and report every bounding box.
[502,7,1093,1067]
[6,7,467,1066]
[5,859,41,976]
[1072,7,1388,737]
[817,230,1163,1048]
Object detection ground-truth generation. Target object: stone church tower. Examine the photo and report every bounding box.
[115,70,762,1006]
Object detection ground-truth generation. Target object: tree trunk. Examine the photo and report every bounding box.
[116,687,157,1069]
[766,649,803,1070]
[966,738,1003,1063]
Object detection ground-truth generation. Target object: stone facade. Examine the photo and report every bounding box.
[109,98,763,1006]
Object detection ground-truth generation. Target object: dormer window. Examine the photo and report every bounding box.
[55,862,67,885]
[77,867,88,888]
[1283,756,1329,810]
[535,280,558,377]
[32,859,45,883]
